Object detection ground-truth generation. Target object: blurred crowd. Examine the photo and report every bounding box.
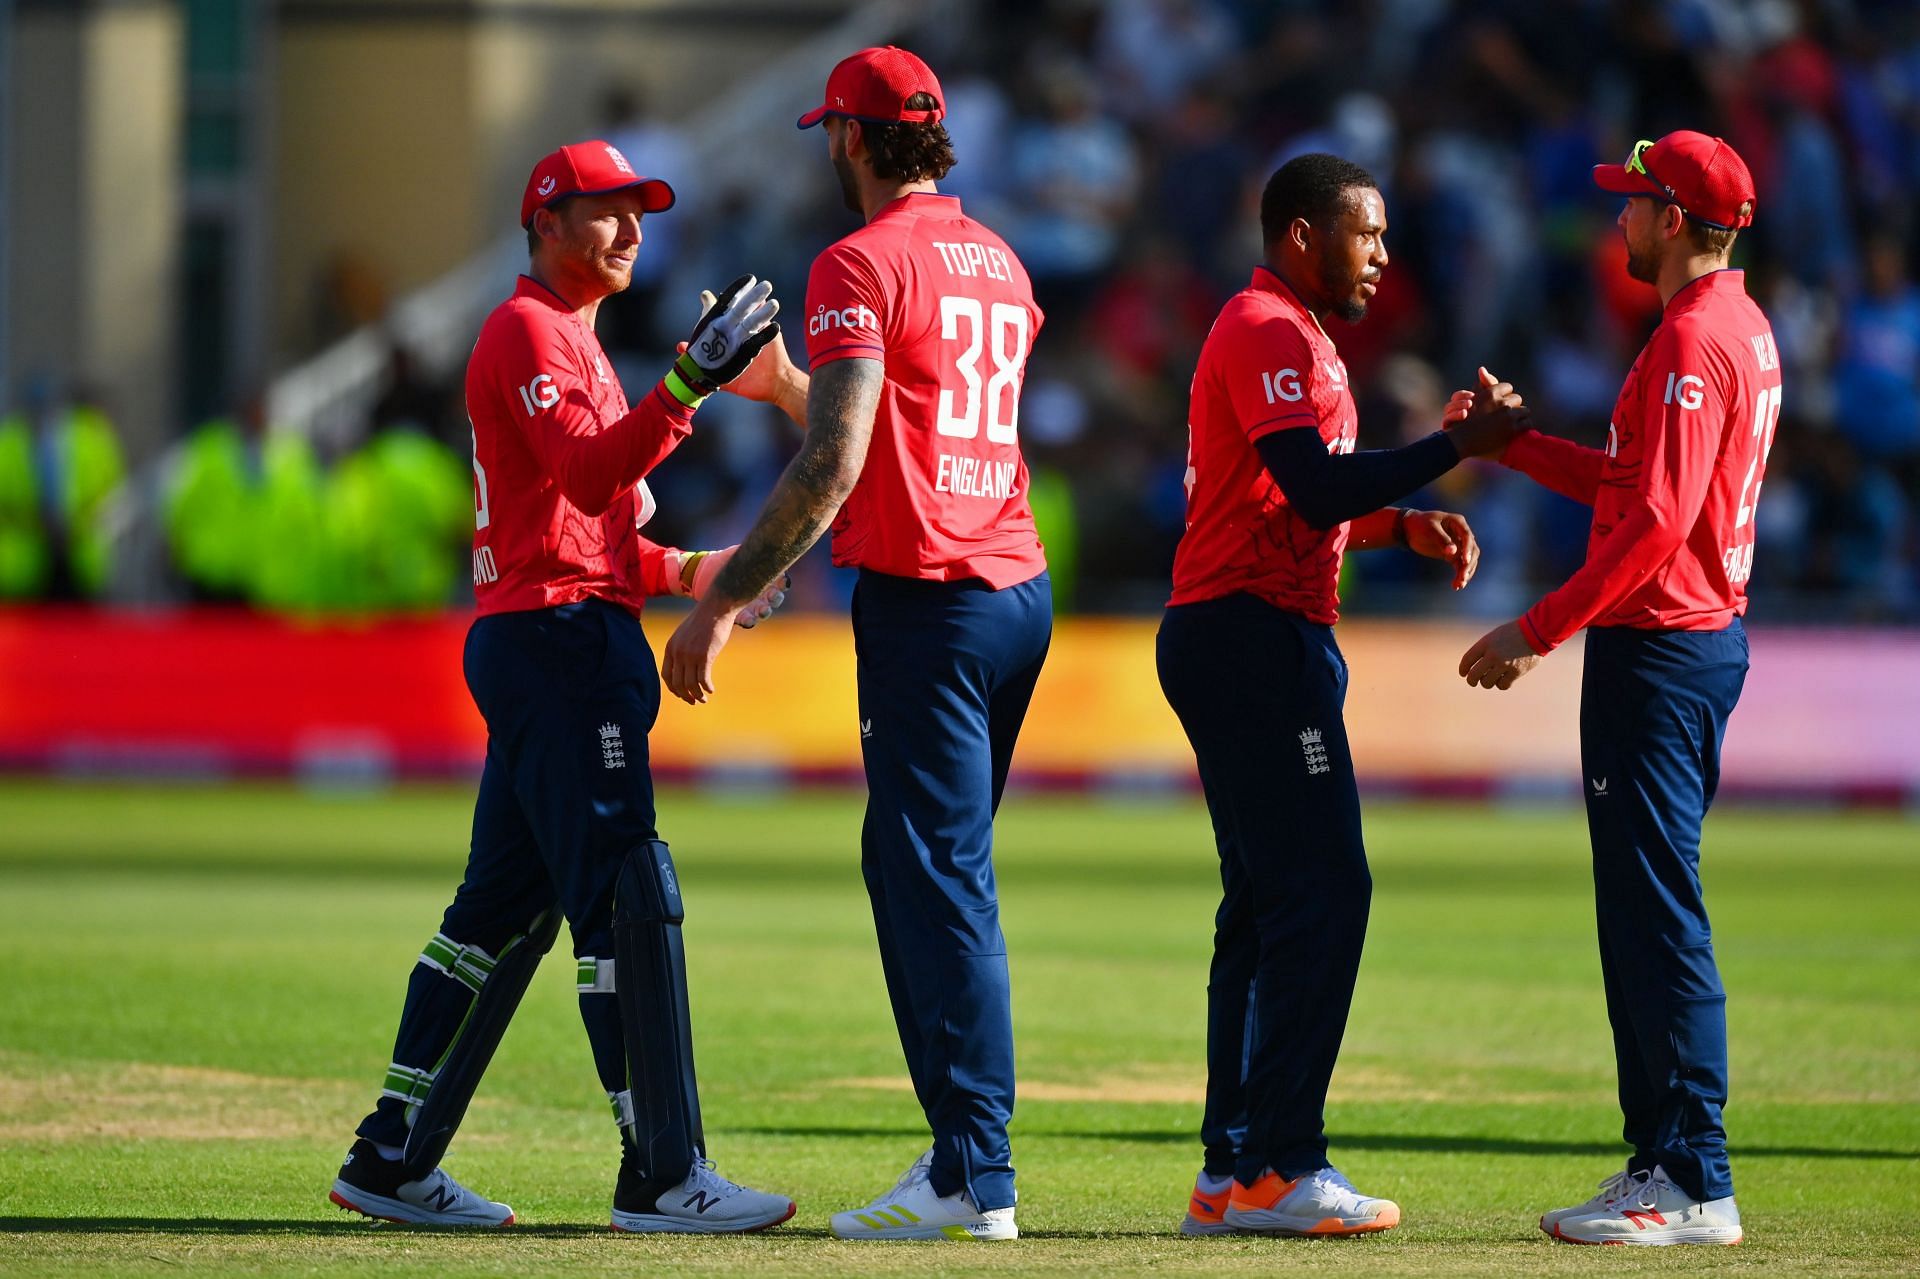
[632,0,1920,621]
[5,0,1917,620]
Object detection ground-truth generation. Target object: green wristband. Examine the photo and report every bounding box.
[663,357,710,409]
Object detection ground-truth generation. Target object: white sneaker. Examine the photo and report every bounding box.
[1539,1166,1643,1233]
[610,1158,796,1234]
[330,1142,514,1227]
[1549,1166,1742,1246]
[1223,1166,1401,1236]
[829,1148,1018,1241]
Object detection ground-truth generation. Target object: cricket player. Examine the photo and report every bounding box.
[1159,153,1527,1238]
[660,47,1048,1242]
[1460,131,1775,1247]
[328,140,799,1233]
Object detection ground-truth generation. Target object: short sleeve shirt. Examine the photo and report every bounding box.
[802,193,1048,588]
[1169,267,1359,623]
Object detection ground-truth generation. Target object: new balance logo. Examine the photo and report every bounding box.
[1622,1208,1666,1229]
[683,1190,720,1214]
[1299,728,1330,776]
[423,1183,460,1212]
[599,722,626,769]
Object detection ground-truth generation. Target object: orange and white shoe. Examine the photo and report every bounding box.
[1179,1173,1234,1236]
[1549,1168,1741,1246]
[1223,1167,1401,1237]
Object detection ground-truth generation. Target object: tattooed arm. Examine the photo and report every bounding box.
[660,357,884,703]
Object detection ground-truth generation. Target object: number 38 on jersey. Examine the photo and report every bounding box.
[936,295,1029,445]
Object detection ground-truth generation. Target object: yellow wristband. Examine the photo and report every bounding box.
[678,550,708,596]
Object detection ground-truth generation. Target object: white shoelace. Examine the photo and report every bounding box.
[1628,1175,1674,1213]
[408,1168,468,1206]
[1592,1168,1645,1207]
[686,1158,745,1201]
[866,1150,935,1210]
[1310,1168,1371,1207]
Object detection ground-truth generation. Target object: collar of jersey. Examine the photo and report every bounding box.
[515,273,578,315]
[872,190,964,221]
[1250,265,1332,341]
[1664,267,1745,313]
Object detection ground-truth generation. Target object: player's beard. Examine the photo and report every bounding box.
[1624,230,1661,285]
[1324,243,1372,324]
[595,252,634,294]
[832,149,861,214]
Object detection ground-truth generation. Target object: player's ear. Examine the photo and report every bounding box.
[844,117,866,162]
[1289,215,1313,256]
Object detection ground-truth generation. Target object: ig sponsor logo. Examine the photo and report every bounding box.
[1663,372,1705,410]
[1261,368,1304,403]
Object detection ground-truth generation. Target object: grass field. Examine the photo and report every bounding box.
[0,780,1915,1277]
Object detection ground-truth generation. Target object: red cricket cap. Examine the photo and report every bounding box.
[520,140,675,228]
[796,45,945,129]
[1592,130,1755,230]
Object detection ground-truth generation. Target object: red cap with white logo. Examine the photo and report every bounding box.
[520,140,675,227]
[1592,130,1756,230]
[796,46,944,129]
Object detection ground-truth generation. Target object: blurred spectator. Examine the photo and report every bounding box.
[1006,61,1139,320]
[0,386,125,601]
[164,413,258,603]
[1832,234,1920,467]
[1094,0,1236,124]
[369,343,459,451]
[598,83,696,359]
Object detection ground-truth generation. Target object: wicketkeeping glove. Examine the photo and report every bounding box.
[671,545,790,629]
[664,274,781,406]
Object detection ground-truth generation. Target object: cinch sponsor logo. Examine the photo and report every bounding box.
[810,303,879,337]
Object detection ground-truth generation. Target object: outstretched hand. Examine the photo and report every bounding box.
[680,287,806,423]
[1459,620,1545,691]
[1445,366,1529,460]
[662,598,734,705]
[1403,509,1480,590]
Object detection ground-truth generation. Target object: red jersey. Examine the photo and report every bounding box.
[803,192,1047,588]
[467,275,696,616]
[1505,269,1781,652]
[1169,267,1360,624]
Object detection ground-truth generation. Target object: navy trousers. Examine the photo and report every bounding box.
[852,569,1052,1212]
[1157,594,1370,1185]
[358,598,663,1153]
[1580,618,1749,1204]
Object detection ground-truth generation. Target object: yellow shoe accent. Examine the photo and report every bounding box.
[889,1203,921,1223]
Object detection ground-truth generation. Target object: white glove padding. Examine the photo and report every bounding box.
[674,545,790,629]
[676,275,780,390]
